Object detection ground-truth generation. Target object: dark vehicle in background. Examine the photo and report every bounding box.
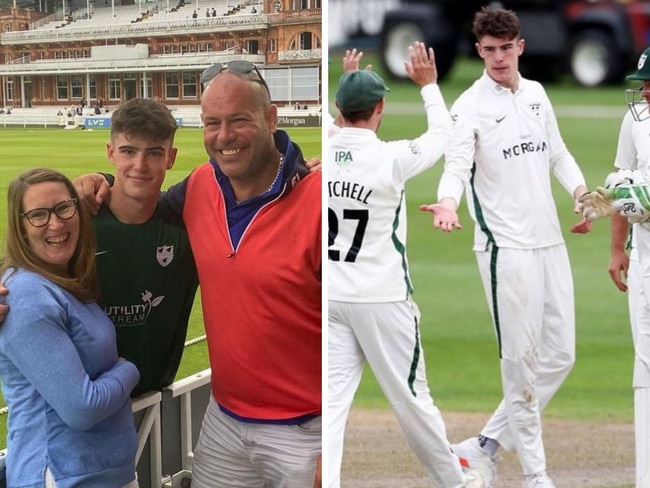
[377,0,650,86]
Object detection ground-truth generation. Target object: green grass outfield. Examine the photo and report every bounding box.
[0,126,321,448]
[0,54,641,473]
[329,53,636,425]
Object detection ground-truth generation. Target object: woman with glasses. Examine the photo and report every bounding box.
[0,168,140,488]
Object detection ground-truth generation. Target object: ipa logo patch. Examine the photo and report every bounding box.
[157,245,174,267]
[334,150,353,167]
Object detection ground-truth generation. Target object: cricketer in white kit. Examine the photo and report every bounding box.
[602,46,650,488]
[328,42,483,488]
[422,7,590,488]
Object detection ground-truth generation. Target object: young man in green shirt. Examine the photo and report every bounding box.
[93,98,198,397]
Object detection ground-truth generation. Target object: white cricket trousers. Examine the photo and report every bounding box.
[328,299,466,488]
[191,395,321,488]
[475,245,575,476]
[631,248,650,488]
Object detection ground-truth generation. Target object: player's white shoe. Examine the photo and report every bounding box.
[523,472,556,488]
[463,469,486,488]
[452,438,497,488]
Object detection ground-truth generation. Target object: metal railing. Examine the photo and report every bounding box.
[135,369,211,488]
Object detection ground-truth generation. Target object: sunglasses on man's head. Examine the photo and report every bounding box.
[200,60,270,96]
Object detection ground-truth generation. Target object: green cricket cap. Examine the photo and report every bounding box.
[335,70,390,112]
[627,47,650,81]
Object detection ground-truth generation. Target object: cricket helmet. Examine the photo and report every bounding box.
[626,47,650,121]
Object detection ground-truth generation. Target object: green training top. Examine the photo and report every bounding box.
[93,199,198,397]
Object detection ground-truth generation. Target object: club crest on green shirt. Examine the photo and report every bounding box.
[157,246,174,267]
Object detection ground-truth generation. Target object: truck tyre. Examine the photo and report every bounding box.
[569,29,623,87]
[519,55,562,83]
[379,6,458,82]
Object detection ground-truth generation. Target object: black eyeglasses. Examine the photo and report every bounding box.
[200,60,270,96]
[21,198,78,228]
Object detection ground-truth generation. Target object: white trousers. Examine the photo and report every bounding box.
[476,245,575,476]
[631,250,650,487]
[191,395,321,488]
[328,299,465,488]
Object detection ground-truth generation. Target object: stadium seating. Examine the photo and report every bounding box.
[29,0,259,33]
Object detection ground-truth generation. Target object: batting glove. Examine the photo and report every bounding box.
[604,169,636,188]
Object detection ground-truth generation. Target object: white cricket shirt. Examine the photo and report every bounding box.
[614,107,650,174]
[437,71,586,251]
[328,84,450,302]
[615,107,650,261]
